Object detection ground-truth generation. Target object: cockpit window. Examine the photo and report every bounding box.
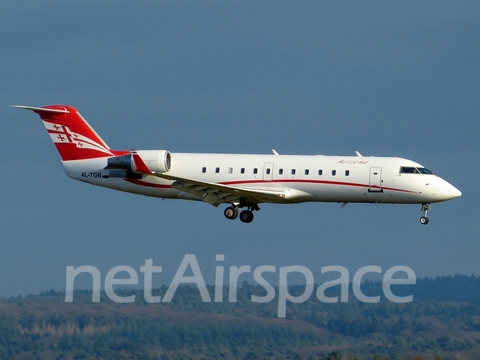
[417,167,434,174]
[400,167,434,175]
[400,167,419,174]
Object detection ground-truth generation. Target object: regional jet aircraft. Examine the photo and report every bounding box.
[13,105,461,224]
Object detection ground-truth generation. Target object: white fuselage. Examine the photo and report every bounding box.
[61,152,461,205]
[14,104,461,224]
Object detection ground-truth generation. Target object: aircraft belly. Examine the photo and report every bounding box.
[313,185,368,202]
[308,181,411,204]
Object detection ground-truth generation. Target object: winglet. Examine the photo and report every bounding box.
[131,150,152,174]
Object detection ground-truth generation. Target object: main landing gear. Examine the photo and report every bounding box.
[420,203,431,225]
[224,203,260,223]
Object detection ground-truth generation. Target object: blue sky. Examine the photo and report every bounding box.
[1,1,479,297]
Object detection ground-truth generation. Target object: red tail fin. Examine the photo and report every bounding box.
[14,105,116,161]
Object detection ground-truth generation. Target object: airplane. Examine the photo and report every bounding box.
[13,104,461,224]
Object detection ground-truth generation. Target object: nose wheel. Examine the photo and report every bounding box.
[420,203,431,225]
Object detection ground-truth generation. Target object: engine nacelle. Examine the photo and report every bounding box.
[107,150,171,173]
[135,150,171,173]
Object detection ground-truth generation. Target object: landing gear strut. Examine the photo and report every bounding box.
[420,203,431,225]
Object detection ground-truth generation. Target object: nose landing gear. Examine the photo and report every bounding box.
[420,203,431,225]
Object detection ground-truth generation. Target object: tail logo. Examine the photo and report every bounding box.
[44,121,113,156]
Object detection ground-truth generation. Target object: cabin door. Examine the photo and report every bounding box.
[369,167,383,192]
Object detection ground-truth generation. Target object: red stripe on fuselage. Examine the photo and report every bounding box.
[219,179,415,193]
[124,179,171,188]
[125,177,415,193]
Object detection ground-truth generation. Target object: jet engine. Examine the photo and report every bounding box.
[107,150,171,173]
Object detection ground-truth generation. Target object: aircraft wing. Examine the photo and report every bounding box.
[130,150,286,205]
[158,173,286,206]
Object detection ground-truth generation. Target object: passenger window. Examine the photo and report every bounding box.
[345,170,350,176]
[216,167,220,174]
[228,167,233,174]
[279,169,283,175]
[291,169,296,175]
[332,170,336,176]
[253,168,258,174]
[266,169,271,175]
[318,170,323,176]
[202,167,206,173]
[305,169,309,175]
[241,168,245,174]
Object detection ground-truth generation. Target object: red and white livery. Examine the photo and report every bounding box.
[13,105,461,224]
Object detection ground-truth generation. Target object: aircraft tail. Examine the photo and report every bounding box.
[13,105,118,161]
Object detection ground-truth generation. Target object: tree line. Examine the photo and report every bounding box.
[0,274,479,359]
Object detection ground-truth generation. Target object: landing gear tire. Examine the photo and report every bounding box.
[239,210,254,223]
[420,203,431,225]
[420,216,429,225]
[224,206,238,220]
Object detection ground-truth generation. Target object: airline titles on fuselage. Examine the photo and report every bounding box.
[336,159,370,165]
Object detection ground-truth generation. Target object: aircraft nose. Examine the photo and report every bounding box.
[451,186,462,198]
[442,181,461,200]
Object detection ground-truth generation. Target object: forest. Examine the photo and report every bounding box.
[1,274,480,360]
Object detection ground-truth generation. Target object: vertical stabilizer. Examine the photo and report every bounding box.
[13,105,115,161]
